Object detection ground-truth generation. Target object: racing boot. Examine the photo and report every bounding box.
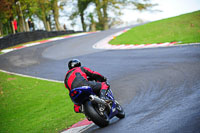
[99,82,110,101]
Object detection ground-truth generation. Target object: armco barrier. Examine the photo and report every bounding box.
[0,30,82,49]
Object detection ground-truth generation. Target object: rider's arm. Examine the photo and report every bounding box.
[81,67,107,82]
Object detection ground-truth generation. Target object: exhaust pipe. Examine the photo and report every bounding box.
[89,95,107,105]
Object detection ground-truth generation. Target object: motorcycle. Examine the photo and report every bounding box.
[69,83,125,127]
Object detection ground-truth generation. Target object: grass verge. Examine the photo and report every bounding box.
[110,10,200,45]
[0,71,84,133]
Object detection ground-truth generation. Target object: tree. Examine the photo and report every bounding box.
[0,0,158,36]
[0,0,15,35]
[93,0,158,30]
[51,0,65,31]
[70,0,92,31]
[78,0,92,31]
[93,0,104,30]
[0,0,67,35]
[35,0,66,31]
[52,0,60,31]
[15,1,27,32]
[35,0,51,31]
[70,0,158,31]
[130,0,158,11]
[88,13,96,31]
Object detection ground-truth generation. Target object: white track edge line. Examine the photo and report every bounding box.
[0,69,63,83]
[0,31,100,55]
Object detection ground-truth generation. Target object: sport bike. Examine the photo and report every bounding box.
[69,83,125,127]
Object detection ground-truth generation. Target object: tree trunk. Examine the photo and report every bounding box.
[78,0,91,31]
[0,21,3,36]
[102,0,109,30]
[40,3,50,31]
[89,13,96,31]
[11,21,15,34]
[95,0,104,30]
[80,12,86,31]
[9,17,14,34]
[47,21,51,31]
[18,16,24,32]
[42,15,50,31]
[16,2,26,32]
[53,0,61,31]
[91,23,96,32]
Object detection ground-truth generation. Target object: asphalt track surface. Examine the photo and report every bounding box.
[0,26,200,133]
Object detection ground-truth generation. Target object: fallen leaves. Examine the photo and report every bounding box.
[0,86,3,95]
[7,77,16,81]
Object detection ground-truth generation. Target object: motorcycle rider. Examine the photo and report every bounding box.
[64,59,109,113]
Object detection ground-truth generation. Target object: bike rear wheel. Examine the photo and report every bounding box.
[84,101,109,127]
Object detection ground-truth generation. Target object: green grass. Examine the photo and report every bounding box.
[110,10,200,45]
[0,71,84,133]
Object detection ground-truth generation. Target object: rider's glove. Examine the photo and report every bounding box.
[102,77,107,82]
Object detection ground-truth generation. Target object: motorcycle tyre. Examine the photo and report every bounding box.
[84,101,109,128]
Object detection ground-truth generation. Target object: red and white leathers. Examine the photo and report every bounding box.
[64,66,109,113]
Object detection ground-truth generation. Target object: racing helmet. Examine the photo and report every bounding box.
[68,59,81,70]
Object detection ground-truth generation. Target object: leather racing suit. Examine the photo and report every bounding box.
[64,66,109,113]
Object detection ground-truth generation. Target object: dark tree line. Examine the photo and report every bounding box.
[0,0,157,36]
